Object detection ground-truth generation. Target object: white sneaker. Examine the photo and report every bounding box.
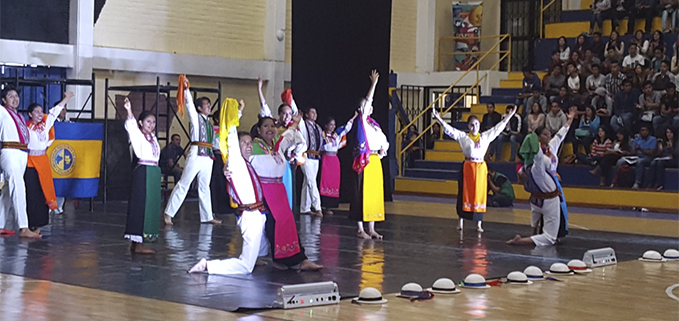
[632,183,640,189]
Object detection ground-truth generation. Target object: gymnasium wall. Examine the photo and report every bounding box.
[93,0,267,60]
[390,0,418,72]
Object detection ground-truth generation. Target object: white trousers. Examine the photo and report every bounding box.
[206,210,269,274]
[164,151,214,222]
[57,197,65,211]
[0,149,29,229]
[530,197,560,246]
[300,158,321,212]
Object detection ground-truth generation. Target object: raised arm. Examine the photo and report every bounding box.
[226,100,247,171]
[337,112,358,142]
[123,97,144,149]
[366,70,379,102]
[183,81,199,123]
[46,92,74,130]
[258,77,273,118]
[482,107,517,141]
[549,109,576,152]
[432,108,466,141]
[278,113,307,162]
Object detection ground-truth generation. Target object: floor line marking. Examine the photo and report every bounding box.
[666,283,679,302]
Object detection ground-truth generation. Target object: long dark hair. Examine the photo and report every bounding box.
[137,111,156,130]
[617,129,631,150]
[251,116,276,139]
[596,125,609,144]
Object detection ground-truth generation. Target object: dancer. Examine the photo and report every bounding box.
[298,107,324,217]
[25,93,73,233]
[164,76,221,226]
[432,105,516,232]
[507,110,576,246]
[210,112,233,215]
[189,99,270,274]
[349,70,389,240]
[319,114,356,215]
[0,87,41,238]
[123,97,161,254]
[250,112,321,271]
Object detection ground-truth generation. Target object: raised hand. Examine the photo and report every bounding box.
[183,77,190,89]
[369,70,379,84]
[124,97,132,111]
[239,99,245,113]
[432,108,441,120]
[64,92,75,99]
[257,77,263,89]
[223,169,232,179]
[292,112,303,128]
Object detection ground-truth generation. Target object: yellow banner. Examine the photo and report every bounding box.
[47,140,103,179]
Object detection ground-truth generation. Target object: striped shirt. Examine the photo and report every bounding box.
[604,72,626,96]
[591,139,612,157]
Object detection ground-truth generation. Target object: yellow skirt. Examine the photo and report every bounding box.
[461,161,487,213]
[362,154,385,222]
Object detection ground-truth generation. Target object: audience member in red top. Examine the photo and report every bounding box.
[576,126,612,166]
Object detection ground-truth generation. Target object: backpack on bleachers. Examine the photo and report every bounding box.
[613,164,635,188]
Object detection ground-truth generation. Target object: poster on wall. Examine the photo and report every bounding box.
[452,1,483,71]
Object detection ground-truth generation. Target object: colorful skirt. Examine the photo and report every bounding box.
[349,154,385,222]
[260,178,302,261]
[456,161,488,221]
[283,163,294,210]
[27,154,57,210]
[124,165,161,243]
[320,154,340,198]
[553,173,569,238]
[25,167,49,229]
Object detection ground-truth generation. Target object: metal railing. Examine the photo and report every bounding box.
[438,34,512,72]
[396,34,512,175]
[539,0,558,38]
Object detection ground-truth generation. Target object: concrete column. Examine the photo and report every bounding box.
[264,0,288,107]
[416,0,436,73]
[68,0,94,118]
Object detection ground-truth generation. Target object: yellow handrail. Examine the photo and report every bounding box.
[396,34,512,175]
[539,0,558,38]
[438,34,511,72]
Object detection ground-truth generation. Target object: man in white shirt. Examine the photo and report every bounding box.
[298,107,324,217]
[586,64,606,96]
[622,43,646,73]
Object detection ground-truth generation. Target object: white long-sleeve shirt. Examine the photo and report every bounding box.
[226,118,256,204]
[0,105,29,144]
[438,114,513,161]
[125,117,160,163]
[321,119,353,153]
[183,89,212,147]
[27,104,64,152]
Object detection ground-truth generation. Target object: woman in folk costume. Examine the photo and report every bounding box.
[189,98,270,274]
[432,106,516,233]
[507,110,575,246]
[24,93,73,234]
[257,78,304,210]
[123,97,161,254]
[250,112,321,271]
[350,70,389,240]
[210,111,233,215]
[319,113,357,215]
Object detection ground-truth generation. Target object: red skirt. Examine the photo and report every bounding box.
[260,179,301,259]
[320,154,340,198]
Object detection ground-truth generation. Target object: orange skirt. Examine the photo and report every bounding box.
[27,154,58,210]
[459,161,487,216]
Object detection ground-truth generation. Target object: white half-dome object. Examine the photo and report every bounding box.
[546,262,574,275]
[524,266,545,280]
[352,287,388,304]
[639,250,667,262]
[400,282,423,292]
[461,273,490,289]
[506,271,533,285]
[567,259,592,273]
[663,249,679,261]
[427,278,461,294]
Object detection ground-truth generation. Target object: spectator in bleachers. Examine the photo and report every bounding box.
[650,48,667,72]
[552,86,573,109]
[603,48,619,74]
[671,40,679,74]
[615,124,657,189]
[404,131,422,168]
[544,65,566,99]
[661,0,678,33]
[630,65,652,89]
[546,101,568,136]
[591,0,612,34]
[591,32,606,59]
[653,82,679,135]
[647,127,678,190]
[605,60,627,96]
[493,105,522,162]
[576,126,613,165]
[604,30,625,59]
[623,43,647,74]
[587,64,607,96]
[651,60,675,91]
[482,103,503,160]
[160,134,184,183]
[548,50,563,74]
[630,30,649,54]
[583,49,602,78]
[526,102,547,135]
[612,79,640,132]
[590,128,632,186]
[594,87,615,118]
[524,88,549,117]
[573,105,602,155]
[557,36,571,63]
[487,168,515,207]
[566,63,584,96]
[569,51,585,73]
[628,0,657,35]
[638,80,662,131]
[517,67,542,108]
[646,30,666,59]
[574,34,588,58]
[427,122,441,149]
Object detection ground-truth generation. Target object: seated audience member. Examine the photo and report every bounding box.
[614,125,657,189]
[590,129,633,186]
[548,50,563,74]
[524,89,549,118]
[404,131,422,168]
[650,48,667,73]
[630,30,649,55]
[646,30,666,58]
[661,0,678,33]
[647,127,678,190]
[159,134,184,183]
[551,86,572,109]
[638,80,662,130]
[604,30,625,60]
[482,103,503,160]
[573,106,601,155]
[544,65,566,99]
[525,102,546,135]
[591,31,606,59]
[516,67,542,108]
[556,36,571,63]
[593,87,614,119]
[566,63,584,96]
[493,105,522,162]
[622,43,647,74]
[546,102,568,136]
[627,0,657,34]
[487,168,515,208]
[590,0,612,34]
[653,83,679,136]
[586,64,606,96]
[583,49,602,77]
[576,126,613,166]
[671,41,679,74]
[604,60,626,96]
[611,79,640,133]
[427,122,442,149]
[651,60,675,93]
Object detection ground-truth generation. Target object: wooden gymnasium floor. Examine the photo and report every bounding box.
[0,196,677,321]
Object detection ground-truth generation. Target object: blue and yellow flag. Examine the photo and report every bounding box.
[46,122,103,198]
